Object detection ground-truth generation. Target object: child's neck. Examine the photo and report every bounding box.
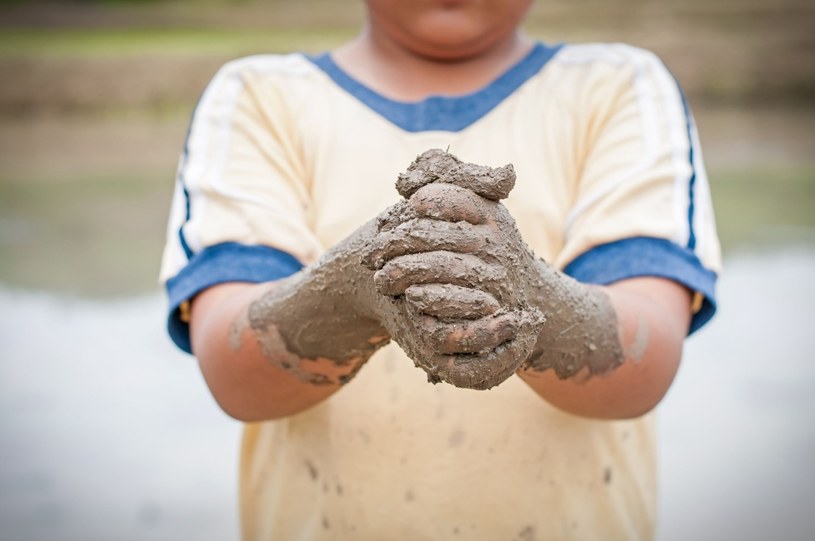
[331,30,534,102]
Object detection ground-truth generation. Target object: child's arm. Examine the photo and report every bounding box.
[188,207,539,421]
[188,219,387,422]
[517,276,691,419]
[191,281,355,422]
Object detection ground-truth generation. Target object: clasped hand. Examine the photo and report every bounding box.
[360,150,545,390]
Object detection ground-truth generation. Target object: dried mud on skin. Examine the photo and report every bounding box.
[248,149,622,391]
[371,149,624,388]
[364,150,547,390]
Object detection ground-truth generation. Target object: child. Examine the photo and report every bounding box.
[160,0,720,539]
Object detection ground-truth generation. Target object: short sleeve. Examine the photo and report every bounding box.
[159,55,323,353]
[554,45,722,334]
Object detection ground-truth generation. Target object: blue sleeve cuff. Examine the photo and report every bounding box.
[165,242,305,354]
[563,236,718,335]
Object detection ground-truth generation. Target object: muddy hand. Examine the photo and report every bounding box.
[374,295,543,390]
[361,150,545,390]
[390,178,624,379]
[368,163,540,310]
[360,228,541,390]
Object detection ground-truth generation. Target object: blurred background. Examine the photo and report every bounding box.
[0,0,813,540]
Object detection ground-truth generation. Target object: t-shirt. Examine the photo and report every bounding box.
[160,41,721,541]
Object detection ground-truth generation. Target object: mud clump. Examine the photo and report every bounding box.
[395,148,516,201]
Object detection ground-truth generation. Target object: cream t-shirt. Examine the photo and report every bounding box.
[161,42,720,540]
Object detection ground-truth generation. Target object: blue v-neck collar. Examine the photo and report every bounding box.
[307,42,562,133]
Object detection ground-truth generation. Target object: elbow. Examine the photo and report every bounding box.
[598,355,681,420]
[202,374,264,422]
[202,367,309,422]
[215,402,251,422]
[546,382,670,421]
[212,394,265,423]
[208,386,300,423]
[549,388,665,421]
[199,357,329,423]
[599,394,664,420]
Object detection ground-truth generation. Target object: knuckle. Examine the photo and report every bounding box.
[373,266,402,295]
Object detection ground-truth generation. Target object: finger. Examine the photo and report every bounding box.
[374,251,505,296]
[427,343,525,390]
[405,284,499,320]
[376,199,419,232]
[425,312,520,355]
[421,309,544,390]
[408,183,496,225]
[396,149,516,201]
[361,218,487,270]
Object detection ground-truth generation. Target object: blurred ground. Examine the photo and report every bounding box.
[657,247,815,541]
[1,247,813,541]
[0,1,813,540]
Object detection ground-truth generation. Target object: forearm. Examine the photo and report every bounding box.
[190,223,389,421]
[518,273,692,419]
[190,282,341,421]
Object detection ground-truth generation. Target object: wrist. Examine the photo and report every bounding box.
[522,263,624,379]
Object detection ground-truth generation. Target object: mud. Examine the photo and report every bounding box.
[396,148,516,201]
[404,284,500,320]
[361,218,488,270]
[520,265,623,379]
[374,251,506,296]
[247,219,392,385]
[246,149,622,390]
[367,149,623,386]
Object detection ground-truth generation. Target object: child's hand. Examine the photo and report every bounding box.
[360,150,546,390]
[369,182,536,307]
